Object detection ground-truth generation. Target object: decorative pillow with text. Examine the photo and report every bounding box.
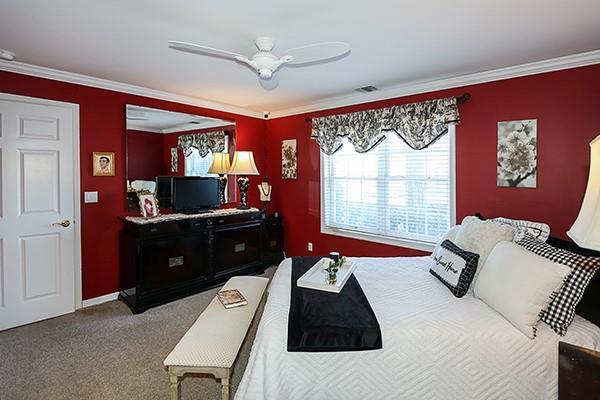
[430,240,479,298]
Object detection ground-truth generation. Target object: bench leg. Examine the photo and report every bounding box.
[221,376,230,400]
[169,374,181,400]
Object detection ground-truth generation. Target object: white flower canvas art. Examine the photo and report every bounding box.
[282,139,298,179]
[497,119,537,188]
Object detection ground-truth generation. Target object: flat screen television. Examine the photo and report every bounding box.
[171,177,220,213]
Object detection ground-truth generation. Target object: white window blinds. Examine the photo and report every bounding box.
[185,148,216,177]
[184,135,229,177]
[321,127,454,247]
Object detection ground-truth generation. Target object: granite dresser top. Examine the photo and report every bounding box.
[125,207,261,225]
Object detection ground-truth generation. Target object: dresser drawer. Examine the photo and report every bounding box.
[134,221,187,236]
[210,212,261,226]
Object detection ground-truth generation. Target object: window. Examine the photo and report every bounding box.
[184,135,229,177]
[321,126,455,251]
[185,148,217,177]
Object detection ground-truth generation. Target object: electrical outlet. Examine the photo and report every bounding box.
[307,242,313,252]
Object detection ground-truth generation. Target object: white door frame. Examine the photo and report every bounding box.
[0,92,82,309]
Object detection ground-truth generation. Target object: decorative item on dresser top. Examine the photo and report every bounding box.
[257,177,272,212]
[229,151,260,210]
[208,152,232,204]
[119,207,279,313]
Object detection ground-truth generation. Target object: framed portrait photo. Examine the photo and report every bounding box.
[138,192,159,218]
[92,152,115,176]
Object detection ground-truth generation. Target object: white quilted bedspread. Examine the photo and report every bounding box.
[235,257,600,400]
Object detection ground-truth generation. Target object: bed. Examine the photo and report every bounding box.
[235,256,600,400]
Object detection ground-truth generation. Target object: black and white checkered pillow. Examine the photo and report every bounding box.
[430,240,479,298]
[493,217,550,242]
[517,235,600,335]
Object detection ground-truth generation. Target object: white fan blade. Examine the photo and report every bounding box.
[168,40,247,60]
[259,73,279,90]
[284,42,350,65]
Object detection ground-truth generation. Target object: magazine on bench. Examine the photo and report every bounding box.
[217,289,248,309]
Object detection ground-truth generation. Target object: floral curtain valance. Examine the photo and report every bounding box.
[311,96,460,155]
[177,130,226,157]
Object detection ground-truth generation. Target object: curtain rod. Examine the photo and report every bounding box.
[304,93,471,123]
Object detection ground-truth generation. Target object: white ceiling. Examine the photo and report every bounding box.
[1,0,599,115]
[126,105,233,133]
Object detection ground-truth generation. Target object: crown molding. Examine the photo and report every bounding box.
[0,60,264,119]
[268,49,600,119]
[2,49,599,121]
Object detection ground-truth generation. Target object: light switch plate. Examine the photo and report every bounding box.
[84,191,98,203]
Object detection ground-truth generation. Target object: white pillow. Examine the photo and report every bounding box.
[474,241,570,338]
[454,216,514,287]
[431,225,461,257]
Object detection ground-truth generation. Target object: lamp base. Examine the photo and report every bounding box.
[237,176,250,209]
[218,174,228,204]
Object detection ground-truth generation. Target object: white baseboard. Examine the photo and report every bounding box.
[82,292,119,308]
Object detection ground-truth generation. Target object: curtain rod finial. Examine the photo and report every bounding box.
[457,93,471,104]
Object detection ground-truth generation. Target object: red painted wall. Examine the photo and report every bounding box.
[2,63,598,299]
[265,65,600,258]
[126,130,165,180]
[0,71,267,300]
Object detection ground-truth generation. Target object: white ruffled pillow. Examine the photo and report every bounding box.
[454,216,514,288]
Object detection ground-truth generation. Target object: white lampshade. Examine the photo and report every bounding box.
[567,135,600,250]
[208,152,231,174]
[229,151,259,175]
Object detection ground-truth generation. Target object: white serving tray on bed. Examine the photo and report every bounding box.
[297,258,357,293]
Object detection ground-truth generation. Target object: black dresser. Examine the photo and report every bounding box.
[120,208,283,313]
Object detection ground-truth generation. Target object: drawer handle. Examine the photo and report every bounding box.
[193,222,202,227]
[150,228,158,232]
[234,242,246,253]
[218,219,225,224]
[169,256,184,268]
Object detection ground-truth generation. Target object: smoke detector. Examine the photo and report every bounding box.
[355,86,379,94]
[0,49,16,61]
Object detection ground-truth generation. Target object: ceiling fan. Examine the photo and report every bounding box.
[168,37,350,89]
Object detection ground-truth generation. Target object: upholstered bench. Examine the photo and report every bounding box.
[163,276,269,400]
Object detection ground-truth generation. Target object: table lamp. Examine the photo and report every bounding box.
[567,135,600,250]
[229,151,259,209]
[208,152,231,204]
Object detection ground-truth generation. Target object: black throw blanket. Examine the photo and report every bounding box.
[287,256,382,352]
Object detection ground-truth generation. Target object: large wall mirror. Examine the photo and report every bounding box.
[125,105,237,209]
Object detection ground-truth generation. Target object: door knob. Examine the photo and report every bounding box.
[53,220,71,228]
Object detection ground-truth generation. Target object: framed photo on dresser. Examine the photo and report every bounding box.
[138,193,159,218]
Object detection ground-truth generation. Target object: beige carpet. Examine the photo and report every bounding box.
[0,266,276,400]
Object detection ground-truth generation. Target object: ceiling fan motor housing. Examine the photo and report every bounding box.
[252,52,281,79]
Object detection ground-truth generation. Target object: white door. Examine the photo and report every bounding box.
[0,93,80,331]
